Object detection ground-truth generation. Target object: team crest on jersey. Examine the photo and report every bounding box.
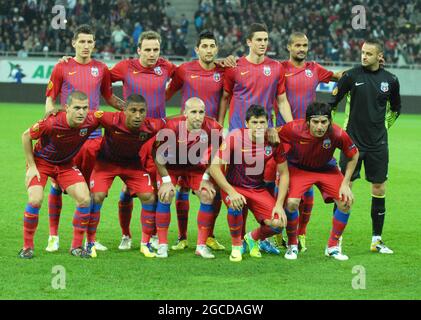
[380,82,389,92]
[154,66,163,76]
[91,67,99,77]
[139,132,149,141]
[265,145,273,156]
[305,69,313,78]
[47,80,53,91]
[263,66,271,76]
[322,138,331,149]
[200,131,208,142]
[32,122,40,132]
[213,72,221,82]
[79,128,88,136]
[90,180,95,188]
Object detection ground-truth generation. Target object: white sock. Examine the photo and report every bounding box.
[372,236,382,243]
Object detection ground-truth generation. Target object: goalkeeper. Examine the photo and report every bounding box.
[329,39,402,255]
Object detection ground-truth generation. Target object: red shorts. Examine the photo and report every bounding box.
[90,160,155,196]
[73,137,102,182]
[287,166,344,203]
[221,186,276,224]
[158,169,204,191]
[28,157,86,190]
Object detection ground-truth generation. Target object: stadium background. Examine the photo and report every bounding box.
[0,0,420,300]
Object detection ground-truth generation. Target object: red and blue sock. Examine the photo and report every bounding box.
[48,186,62,236]
[175,191,189,240]
[141,203,157,243]
[118,191,133,238]
[227,207,243,246]
[156,201,171,245]
[197,203,214,245]
[87,201,102,243]
[298,187,314,236]
[72,206,90,249]
[23,204,40,249]
[209,192,222,238]
[328,208,350,247]
[285,208,299,246]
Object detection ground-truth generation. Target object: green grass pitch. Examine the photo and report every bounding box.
[0,103,420,300]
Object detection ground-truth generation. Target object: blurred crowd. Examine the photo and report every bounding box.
[195,0,421,65]
[1,0,420,65]
[0,0,189,59]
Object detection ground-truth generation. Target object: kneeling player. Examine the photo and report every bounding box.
[89,94,164,257]
[209,105,289,262]
[19,91,100,259]
[279,101,359,261]
[154,97,223,259]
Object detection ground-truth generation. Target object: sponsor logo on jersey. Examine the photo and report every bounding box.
[265,145,273,156]
[94,110,104,118]
[285,73,294,77]
[56,133,65,138]
[133,70,140,74]
[213,72,221,82]
[79,128,88,136]
[191,75,199,79]
[240,71,249,76]
[91,67,99,77]
[154,66,163,76]
[305,69,313,78]
[380,82,389,92]
[322,138,331,149]
[68,71,77,75]
[263,66,271,76]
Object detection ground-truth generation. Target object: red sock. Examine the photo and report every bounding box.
[23,204,40,249]
[251,225,277,241]
[156,201,171,245]
[48,186,62,236]
[286,209,299,246]
[209,196,222,238]
[87,203,102,243]
[227,208,243,246]
[72,206,90,249]
[297,190,314,236]
[175,191,189,240]
[141,203,157,243]
[118,193,133,238]
[328,208,350,247]
[197,203,214,245]
[241,207,248,239]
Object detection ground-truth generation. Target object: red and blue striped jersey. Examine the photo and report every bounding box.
[274,61,333,126]
[46,58,112,139]
[155,115,223,172]
[166,60,225,119]
[96,111,165,165]
[110,58,176,119]
[29,111,100,164]
[279,119,358,171]
[220,129,286,188]
[46,58,113,110]
[223,56,286,130]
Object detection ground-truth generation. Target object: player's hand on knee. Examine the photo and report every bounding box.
[158,182,175,203]
[271,205,287,228]
[25,166,40,187]
[339,183,354,207]
[228,191,246,211]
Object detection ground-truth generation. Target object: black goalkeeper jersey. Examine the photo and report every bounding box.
[330,66,401,152]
